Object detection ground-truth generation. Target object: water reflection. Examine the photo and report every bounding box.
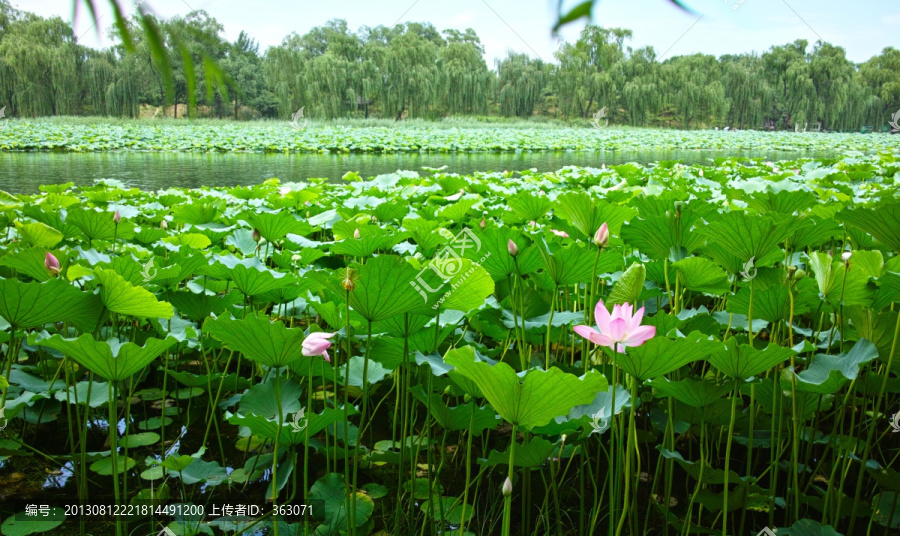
[0,150,833,194]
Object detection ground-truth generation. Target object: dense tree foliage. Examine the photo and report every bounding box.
[1,2,898,131]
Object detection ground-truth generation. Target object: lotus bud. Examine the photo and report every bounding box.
[252,229,261,242]
[698,169,704,177]
[502,477,512,497]
[353,228,361,240]
[480,218,486,229]
[787,265,798,279]
[371,216,378,223]
[160,219,168,230]
[794,269,807,280]
[45,252,61,275]
[529,220,537,228]
[593,222,609,248]
[291,254,302,263]
[342,271,356,292]
[113,210,121,225]
[507,239,519,257]
[842,251,852,264]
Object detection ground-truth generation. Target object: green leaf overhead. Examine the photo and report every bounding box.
[38,333,175,382]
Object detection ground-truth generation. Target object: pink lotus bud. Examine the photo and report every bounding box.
[160,219,168,229]
[252,229,261,242]
[593,223,609,248]
[507,239,519,257]
[44,252,61,275]
[502,477,512,496]
[353,228,361,239]
[302,332,336,362]
[480,218,486,229]
[113,210,121,225]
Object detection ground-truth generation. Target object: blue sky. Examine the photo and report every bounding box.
[19,0,900,65]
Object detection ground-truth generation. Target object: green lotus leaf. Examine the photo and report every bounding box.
[648,377,732,407]
[38,333,174,382]
[204,314,306,368]
[837,202,900,252]
[67,208,134,242]
[696,211,792,263]
[444,345,607,429]
[792,339,878,394]
[411,387,500,433]
[349,255,422,322]
[0,277,103,330]
[709,338,795,380]
[15,221,63,248]
[246,210,311,242]
[606,262,645,308]
[94,269,174,318]
[611,332,717,381]
[310,473,374,529]
[673,256,731,295]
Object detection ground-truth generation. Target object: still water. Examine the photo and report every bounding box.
[0,150,829,194]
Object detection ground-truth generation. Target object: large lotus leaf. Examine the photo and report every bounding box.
[0,278,103,331]
[779,519,846,536]
[480,436,559,468]
[508,192,552,222]
[419,497,474,524]
[538,241,597,287]
[94,269,174,318]
[246,211,311,242]
[349,255,422,322]
[847,307,897,365]
[702,240,783,275]
[228,406,347,447]
[621,213,704,261]
[709,338,795,380]
[410,387,500,433]
[172,200,224,225]
[435,197,480,222]
[0,508,65,535]
[66,208,133,241]
[745,189,817,215]
[554,192,634,240]
[463,227,542,279]
[648,377,732,407]
[0,247,58,282]
[837,203,900,252]
[787,217,842,250]
[162,232,211,250]
[673,257,730,295]
[310,473,375,529]
[792,339,878,394]
[38,334,174,382]
[414,258,495,313]
[806,252,875,307]
[228,263,295,296]
[611,332,717,381]
[162,289,242,322]
[656,448,745,486]
[606,262,645,308]
[15,221,63,248]
[697,211,792,264]
[444,346,607,429]
[341,355,392,387]
[204,314,306,368]
[238,377,303,417]
[726,280,819,324]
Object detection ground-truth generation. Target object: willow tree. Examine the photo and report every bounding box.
[379,29,441,119]
[619,46,660,126]
[496,52,547,118]
[553,26,630,119]
[721,55,772,129]
[0,13,79,116]
[660,54,727,128]
[263,34,309,120]
[860,47,900,130]
[437,30,493,116]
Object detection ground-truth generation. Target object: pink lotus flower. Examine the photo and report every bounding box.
[45,252,61,275]
[507,239,519,257]
[113,210,121,225]
[551,229,569,238]
[302,332,336,362]
[574,300,655,352]
[593,222,609,248]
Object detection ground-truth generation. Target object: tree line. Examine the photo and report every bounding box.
[1,2,898,131]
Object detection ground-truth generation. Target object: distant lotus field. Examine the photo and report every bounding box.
[0,155,899,536]
[0,120,898,154]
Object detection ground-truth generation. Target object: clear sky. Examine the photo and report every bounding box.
[16,0,900,65]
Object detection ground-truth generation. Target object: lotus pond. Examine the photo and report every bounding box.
[0,155,899,536]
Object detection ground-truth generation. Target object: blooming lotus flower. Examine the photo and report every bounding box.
[302,332,336,362]
[353,228,361,239]
[574,300,655,352]
[45,252,61,275]
[551,229,569,238]
[113,210,121,225]
[507,239,519,257]
[593,222,609,248]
